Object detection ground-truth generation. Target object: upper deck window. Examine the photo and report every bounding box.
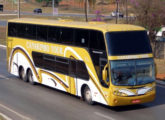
[106,31,152,56]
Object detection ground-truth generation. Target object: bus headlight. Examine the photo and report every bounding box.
[146,86,155,93]
[113,89,135,97]
[113,91,128,97]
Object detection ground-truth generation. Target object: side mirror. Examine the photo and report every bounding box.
[102,64,108,83]
[102,69,108,82]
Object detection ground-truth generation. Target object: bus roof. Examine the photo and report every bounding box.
[8,18,145,32]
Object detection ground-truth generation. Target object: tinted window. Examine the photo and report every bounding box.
[106,31,152,55]
[59,28,74,44]
[55,57,69,75]
[42,54,55,71]
[32,52,44,68]
[70,60,76,77]
[17,23,27,38]
[37,25,48,41]
[75,29,89,47]
[48,26,60,43]
[8,23,17,37]
[90,30,105,50]
[76,61,89,80]
[26,24,36,39]
[32,52,89,80]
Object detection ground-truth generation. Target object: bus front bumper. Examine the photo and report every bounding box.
[109,91,155,106]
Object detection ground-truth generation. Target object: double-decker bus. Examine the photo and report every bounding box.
[7,18,156,106]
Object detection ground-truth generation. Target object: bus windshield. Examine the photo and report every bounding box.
[106,31,152,56]
[110,58,155,86]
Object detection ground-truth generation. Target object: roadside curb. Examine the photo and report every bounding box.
[156,80,165,86]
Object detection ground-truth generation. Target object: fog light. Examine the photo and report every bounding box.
[114,99,118,103]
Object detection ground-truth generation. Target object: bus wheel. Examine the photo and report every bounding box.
[19,66,26,81]
[84,86,94,105]
[27,70,36,85]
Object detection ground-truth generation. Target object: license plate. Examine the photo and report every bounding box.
[132,99,141,103]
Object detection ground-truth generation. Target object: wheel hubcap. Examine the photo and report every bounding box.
[29,72,33,82]
[86,90,92,101]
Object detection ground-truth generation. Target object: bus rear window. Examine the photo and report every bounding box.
[106,31,152,56]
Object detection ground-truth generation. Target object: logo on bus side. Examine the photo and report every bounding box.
[26,41,64,55]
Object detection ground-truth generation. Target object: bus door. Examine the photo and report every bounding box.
[69,59,77,95]
[90,50,108,87]
[89,30,108,87]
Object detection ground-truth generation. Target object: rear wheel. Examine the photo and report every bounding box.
[27,70,36,85]
[19,67,27,81]
[84,86,94,105]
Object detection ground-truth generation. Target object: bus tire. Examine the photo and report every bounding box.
[84,86,94,105]
[19,66,27,81]
[27,69,36,85]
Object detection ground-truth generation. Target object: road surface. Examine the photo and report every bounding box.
[0,46,165,120]
[0,10,107,18]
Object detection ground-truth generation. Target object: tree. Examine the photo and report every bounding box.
[36,0,62,7]
[129,0,165,55]
[84,0,96,22]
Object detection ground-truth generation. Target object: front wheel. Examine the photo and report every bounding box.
[84,86,94,105]
[27,70,36,85]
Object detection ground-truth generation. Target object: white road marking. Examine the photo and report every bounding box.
[94,112,116,120]
[0,113,13,120]
[0,74,9,80]
[0,103,32,120]
[0,44,6,48]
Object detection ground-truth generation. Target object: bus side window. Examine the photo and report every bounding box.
[60,28,74,45]
[37,25,48,41]
[48,26,60,43]
[17,23,27,38]
[76,61,89,80]
[89,30,108,87]
[32,52,44,68]
[69,60,77,77]
[26,24,37,40]
[8,23,17,37]
[75,29,89,47]
[90,31,105,51]
[55,57,69,75]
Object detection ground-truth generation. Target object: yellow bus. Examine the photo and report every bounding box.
[7,18,156,106]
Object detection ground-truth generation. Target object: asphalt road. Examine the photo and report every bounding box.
[0,46,165,120]
[0,10,108,18]
[0,11,113,27]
